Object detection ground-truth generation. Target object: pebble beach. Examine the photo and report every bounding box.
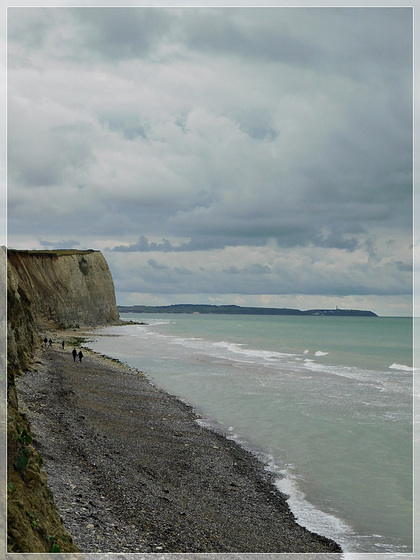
[15,332,342,554]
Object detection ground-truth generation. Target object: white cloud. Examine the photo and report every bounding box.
[7,6,413,314]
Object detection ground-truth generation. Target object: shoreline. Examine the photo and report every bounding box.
[15,329,342,554]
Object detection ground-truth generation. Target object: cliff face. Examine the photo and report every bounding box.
[6,248,119,553]
[7,249,119,329]
[7,256,38,375]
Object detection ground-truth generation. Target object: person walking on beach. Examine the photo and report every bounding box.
[62,341,65,350]
[44,337,48,346]
[49,338,53,346]
[72,348,77,362]
[78,350,83,362]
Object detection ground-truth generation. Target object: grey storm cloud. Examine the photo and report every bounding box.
[107,246,411,298]
[40,239,80,249]
[111,236,189,252]
[182,9,323,67]
[6,6,413,312]
[107,235,212,253]
[99,112,150,141]
[147,258,168,271]
[223,264,272,275]
[72,8,173,62]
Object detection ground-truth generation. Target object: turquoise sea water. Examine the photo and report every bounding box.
[87,314,414,554]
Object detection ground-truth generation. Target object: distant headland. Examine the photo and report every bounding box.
[118,304,378,317]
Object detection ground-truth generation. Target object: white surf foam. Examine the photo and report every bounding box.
[272,470,355,551]
[389,362,416,372]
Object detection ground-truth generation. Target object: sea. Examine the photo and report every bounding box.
[86,313,415,555]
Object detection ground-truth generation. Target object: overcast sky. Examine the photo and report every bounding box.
[5,4,414,316]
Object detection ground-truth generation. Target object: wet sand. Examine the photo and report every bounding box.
[15,333,342,554]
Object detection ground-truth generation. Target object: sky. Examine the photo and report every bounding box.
[3,2,416,316]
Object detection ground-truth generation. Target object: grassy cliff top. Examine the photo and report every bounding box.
[8,248,97,256]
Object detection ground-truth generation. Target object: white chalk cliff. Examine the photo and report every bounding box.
[7,249,120,329]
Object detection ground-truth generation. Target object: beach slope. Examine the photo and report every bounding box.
[15,337,342,554]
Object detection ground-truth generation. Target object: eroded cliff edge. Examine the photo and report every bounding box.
[6,248,120,553]
[8,249,119,330]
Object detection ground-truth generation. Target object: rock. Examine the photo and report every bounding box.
[7,249,119,328]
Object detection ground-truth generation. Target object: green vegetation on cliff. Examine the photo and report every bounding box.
[5,248,120,553]
[6,249,80,553]
[8,248,96,257]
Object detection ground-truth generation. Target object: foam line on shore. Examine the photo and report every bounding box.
[15,333,342,554]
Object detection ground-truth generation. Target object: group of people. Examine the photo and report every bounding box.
[42,335,83,362]
[72,348,84,362]
[44,337,65,349]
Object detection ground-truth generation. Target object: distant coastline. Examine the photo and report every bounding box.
[118,304,378,317]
